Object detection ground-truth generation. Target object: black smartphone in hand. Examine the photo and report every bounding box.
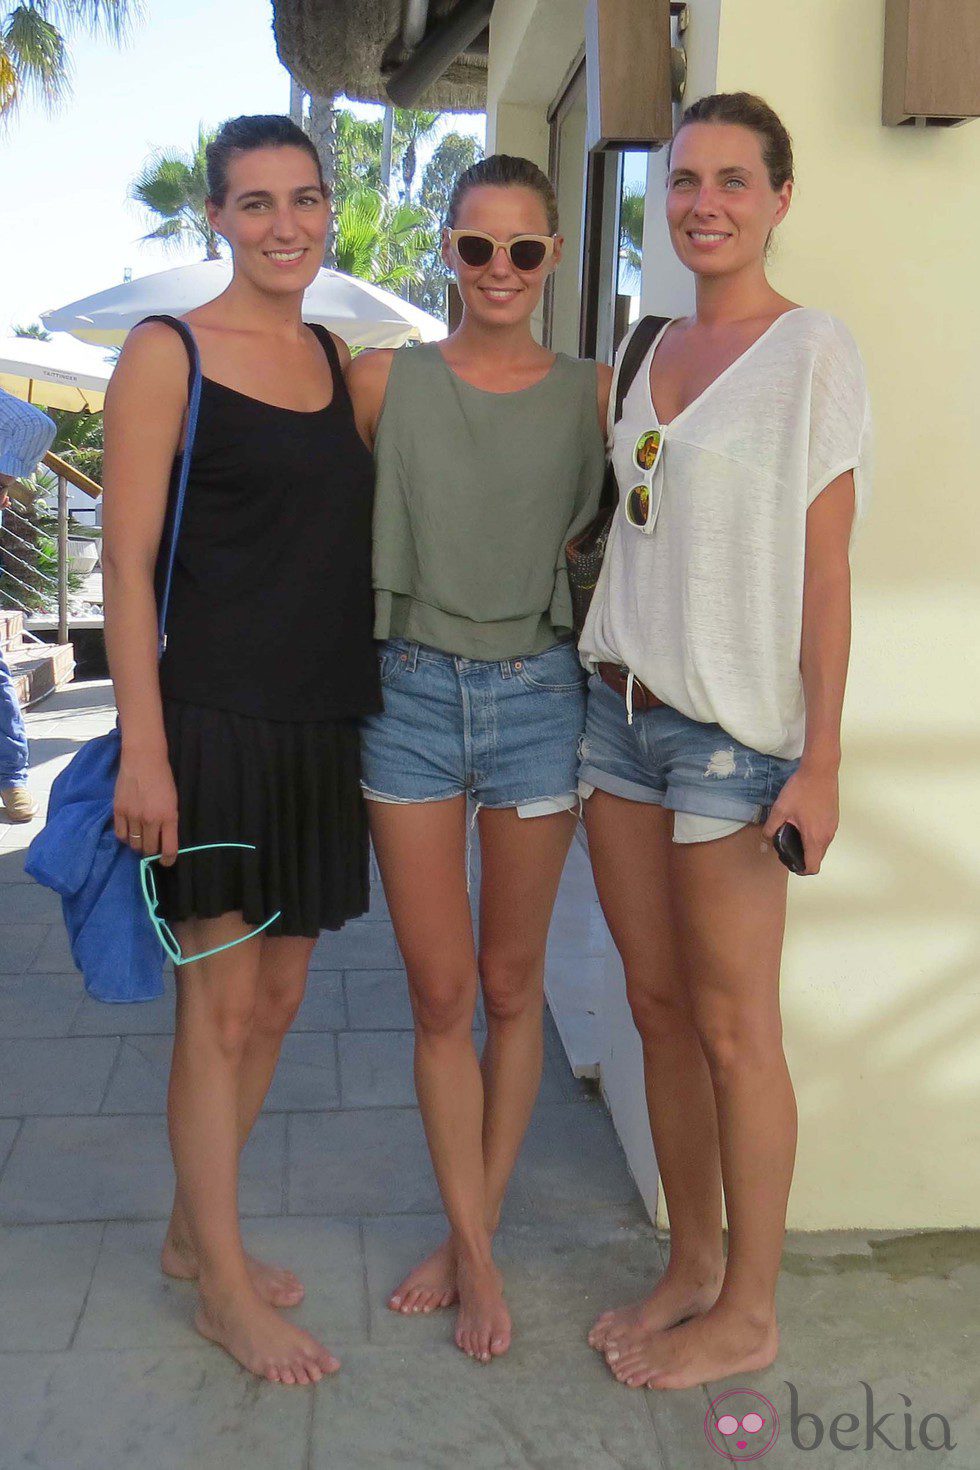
[773,822,806,876]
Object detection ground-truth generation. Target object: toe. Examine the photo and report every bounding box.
[279,1367,297,1386]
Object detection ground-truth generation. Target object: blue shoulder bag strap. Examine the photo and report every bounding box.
[139,314,203,658]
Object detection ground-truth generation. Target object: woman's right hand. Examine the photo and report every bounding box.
[113,757,179,865]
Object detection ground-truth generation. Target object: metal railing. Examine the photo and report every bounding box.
[0,454,102,644]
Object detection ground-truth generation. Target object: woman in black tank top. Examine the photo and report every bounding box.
[102,115,379,1386]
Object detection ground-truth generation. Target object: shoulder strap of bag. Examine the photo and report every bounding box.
[611,314,671,431]
[138,315,203,658]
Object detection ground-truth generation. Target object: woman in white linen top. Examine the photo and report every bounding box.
[581,307,870,759]
[579,93,871,1393]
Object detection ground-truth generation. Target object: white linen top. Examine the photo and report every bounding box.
[579,308,872,759]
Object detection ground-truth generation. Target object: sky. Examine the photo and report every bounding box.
[0,0,486,334]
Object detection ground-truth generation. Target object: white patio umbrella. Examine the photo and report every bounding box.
[42,260,446,350]
[0,333,113,412]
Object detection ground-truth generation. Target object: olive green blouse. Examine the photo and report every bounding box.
[371,343,605,660]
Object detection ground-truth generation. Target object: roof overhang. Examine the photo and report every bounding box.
[272,0,489,112]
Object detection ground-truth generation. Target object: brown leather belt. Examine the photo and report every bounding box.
[597,662,665,710]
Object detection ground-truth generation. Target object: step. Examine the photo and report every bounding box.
[4,641,75,708]
[0,609,25,654]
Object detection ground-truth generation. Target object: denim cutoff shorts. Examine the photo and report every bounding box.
[578,672,800,843]
[360,638,586,814]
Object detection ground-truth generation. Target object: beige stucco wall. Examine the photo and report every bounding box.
[486,0,979,1230]
[708,0,980,1229]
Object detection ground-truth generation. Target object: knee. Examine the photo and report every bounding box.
[409,970,476,1037]
[624,970,691,1043]
[253,975,307,1039]
[479,951,542,1024]
[692,998,783,1081]
[193,997,257,1060]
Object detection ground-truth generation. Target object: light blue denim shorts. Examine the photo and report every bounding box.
[360,638,586,814]
[578,672,800,842]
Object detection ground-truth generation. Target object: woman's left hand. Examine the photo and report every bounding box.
[762,765,840,875]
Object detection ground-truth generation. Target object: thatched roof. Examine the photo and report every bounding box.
[272,0,488,112]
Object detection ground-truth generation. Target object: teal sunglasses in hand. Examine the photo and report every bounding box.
[139,843,282,966]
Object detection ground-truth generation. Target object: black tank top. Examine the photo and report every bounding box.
[153,318,381,722]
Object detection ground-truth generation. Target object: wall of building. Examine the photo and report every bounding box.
[710,0,979,1228]
[487,0,980,1230]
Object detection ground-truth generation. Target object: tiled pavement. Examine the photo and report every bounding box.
[0,680,977,1469]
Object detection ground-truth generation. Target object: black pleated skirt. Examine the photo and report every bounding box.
[155,700,370,936]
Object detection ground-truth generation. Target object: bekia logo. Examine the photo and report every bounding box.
[786,1382,957,1453]
[705,1382,957,1458]
[704,1389,779,1461]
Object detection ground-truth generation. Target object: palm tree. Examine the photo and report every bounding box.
[0,1,138,117]
[131,124,221,260]
[393,108,439,201]
[619,186,644,291]
[334,187,430,290]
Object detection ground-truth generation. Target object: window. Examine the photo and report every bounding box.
[547,61,656,363]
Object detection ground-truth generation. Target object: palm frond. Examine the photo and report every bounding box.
[138,217,188,247]
[131,155,197,217]
[0,45,18,113]
[42,0,142,43]
[2,7,69,105]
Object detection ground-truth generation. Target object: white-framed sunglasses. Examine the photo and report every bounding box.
[446,228,557,273]
[623,427,667,532]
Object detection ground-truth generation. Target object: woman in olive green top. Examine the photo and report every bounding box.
[348,155,611,1365]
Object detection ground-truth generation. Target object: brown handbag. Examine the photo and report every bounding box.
[565,315,669,635]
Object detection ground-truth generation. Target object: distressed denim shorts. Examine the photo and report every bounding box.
[360,638,586,814]
[578,672,800,843]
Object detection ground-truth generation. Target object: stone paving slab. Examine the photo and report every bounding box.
[293,970,347,1031]
[311,923,403,970]
[0,922,48,972]
[0,1223,103,1350]
[0,972,84,1037]
[502,1101,648,1225]
[0,1113,286,1223]
[0,1348,310,1470]
[71,978,177,1035]
[288,1107,442,1217]
[344,967,419,1030]
[307,1341,666,1470]
[0,1119,19,1171]
[74,1216,368,1351]
[0,1036,119,1116]
[0,879,62,922]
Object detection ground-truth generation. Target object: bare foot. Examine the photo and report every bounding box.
[604,1305,779,1391]
[162,1228,305,1309]
[454,1253,511,1364]
[194,1283,340,1386]
[588,1260,724,1354]
[388,1236,458,1315]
